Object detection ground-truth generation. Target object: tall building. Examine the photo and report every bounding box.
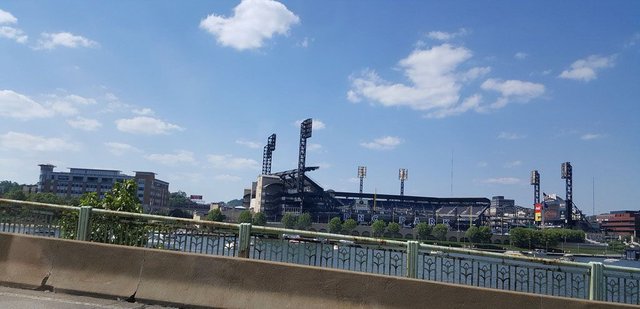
[597,211,640,236]
[37,164,169,212]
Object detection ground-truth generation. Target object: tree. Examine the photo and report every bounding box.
[478,226,493,243]
[226,199,243,207]
[169,209,192,218]
[387,222,401,236]
[296,213,312,230]
[343,219,357,234]
[3,189,26,201]
[206,208,226,222]
[0,181,22,196]
[465,226,479,243]
[281,213,297,229]
[415,222,432,240]
[168,191,196,208]
[238,210,253,223]
[27,192,64,204]
[371,220,386,237]
[328,217,342,234]
[253,212,267,226]
[433,224,449,241]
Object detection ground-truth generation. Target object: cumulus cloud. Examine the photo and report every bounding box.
[67,117,102,131]
[115,116,183,135]
[581,133,605,140]
[45,93,96,116]
[235,139,262,149]
[497,132,525,140]
[214,174,242,182]
[0,131,79,152]
[360,136,402,150]
[426,28,468,41]
[0,89,53,120]
[104,142,140,156]
[483,177,520,185]
[480,78,545,109]
[0,9,18,24]
[294,119,325,130]
[0,26,27,43]
[199,0,300,51]
[36,32,98,50]
[207,154,258,170]
[307,143,322,151]
[146,150,196,166]
[348,44,490,118]
[559,55,615,82]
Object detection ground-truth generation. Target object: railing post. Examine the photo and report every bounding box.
[76,206,92,241]
[589,262,604,301]
[238,223,252,258]
[406,240,419,279]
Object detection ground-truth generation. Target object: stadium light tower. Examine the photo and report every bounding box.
[261,134,276,175]
[561,162,573,228]
[298,119,313,211]
[357,166,367,194]
[531,170,541,226]
[399,168,408,196]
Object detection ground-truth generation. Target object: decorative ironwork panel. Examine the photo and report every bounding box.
[604,268,640,305]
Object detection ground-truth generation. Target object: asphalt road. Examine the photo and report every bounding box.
[0,286,175,309]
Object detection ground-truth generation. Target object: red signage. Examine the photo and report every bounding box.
[190,195,203,200]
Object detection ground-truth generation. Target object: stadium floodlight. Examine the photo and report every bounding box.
[399,168,408,181]
[268,134,276,151]
[530,170,540,185]
[300,118,312,139]
[358,166,367,178]
[561,162,571,179]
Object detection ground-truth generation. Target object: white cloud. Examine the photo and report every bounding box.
[559,55,615,82]
[67,117,102,131]
[481,78,545,109]
[477,161,488,168]
[115,116,183,135]
[36,32,98,50]
[307,143,322,151]
[294,119,326,130]
[199,0,300,51]
[0,131,79,152]
[348,44,490,118]
[214,174,242,182]
[0,26,27,43]
[360,136,402,150]
[0,89,53,120]
[297,37,312,48]
[514,52,528,60]
[104,142,140,156]
[207,154,259,170]
[426,94,482,118]
[426,28,468,41]
[0,9,18,24]
[45,94,96,116]
[504,160,522,168]
[483,177,520,185]
[581,133,605,140]
[497,132,525,140]
[235,139,262,149]
[145,150,196,166]
[132,108,155,116]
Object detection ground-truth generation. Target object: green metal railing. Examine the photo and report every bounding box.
[1,198,639,304]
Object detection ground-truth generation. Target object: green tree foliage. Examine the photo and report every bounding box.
[238,210,253,223]
[328,217,342,234]
[478,226,493,243]
[387,222,401,235]
[281,213,297,229]
[465,226,492,243]
[342,218,357,234]
[3,189,26,201]
[253,212,267,226]
[296,213,312,230]
[465,226,480,243]
[433,224,449,241]
[415,222,432,240]
[206,208,226,222]
[168,191,196,208]
[509,228,583,249]
[371,220,386,237]
[0,181,22,196]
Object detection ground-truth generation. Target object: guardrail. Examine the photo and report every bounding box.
[1,198,638,305]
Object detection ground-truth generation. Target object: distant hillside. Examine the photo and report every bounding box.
[226,199,243,207]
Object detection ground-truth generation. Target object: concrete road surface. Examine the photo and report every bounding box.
[0,286,175,309]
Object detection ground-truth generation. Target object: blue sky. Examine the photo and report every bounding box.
[1,1,638,214]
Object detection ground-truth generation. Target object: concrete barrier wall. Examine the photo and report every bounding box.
[0,232,635,309]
